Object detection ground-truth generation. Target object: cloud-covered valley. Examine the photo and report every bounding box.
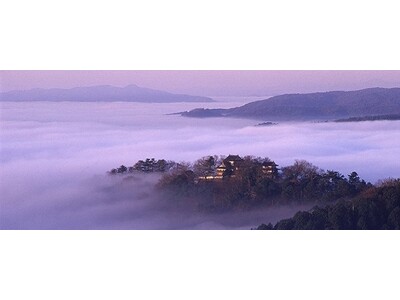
[1,100,399,229]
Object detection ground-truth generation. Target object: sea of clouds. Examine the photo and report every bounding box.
[1,99,399,229]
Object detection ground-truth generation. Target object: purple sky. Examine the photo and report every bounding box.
[1,70,400,96]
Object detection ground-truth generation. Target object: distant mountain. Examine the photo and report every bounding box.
[180,88,400,121]
[0,84,214,103]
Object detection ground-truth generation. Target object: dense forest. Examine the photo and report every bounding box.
[111,155,370,209]
[109,155,399,229]
[256,179,400,230]
[157,156,371,210]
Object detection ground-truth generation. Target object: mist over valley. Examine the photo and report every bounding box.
[181,88,400,121]
[1,94,399,229]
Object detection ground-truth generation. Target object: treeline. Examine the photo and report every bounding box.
[107,155,399,229]
[109,158,178,174]
[334,114,400,122]
[157,156,372,211]
[257,179,400,230]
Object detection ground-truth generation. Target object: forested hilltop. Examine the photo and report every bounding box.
[109,155,399,229]
[110,155,373,209]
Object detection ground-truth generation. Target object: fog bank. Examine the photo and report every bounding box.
[1,100,399,229]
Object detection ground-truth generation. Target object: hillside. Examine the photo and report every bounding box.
[0,84,214,103]
[181,87,400,121]
[256,179,400,230]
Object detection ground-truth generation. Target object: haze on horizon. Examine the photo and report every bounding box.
[1,70,400,97]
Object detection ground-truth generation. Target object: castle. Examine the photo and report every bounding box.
[198,155,278,181]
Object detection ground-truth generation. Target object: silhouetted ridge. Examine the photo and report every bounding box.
[0,84,214,103]
[181,87,400,121]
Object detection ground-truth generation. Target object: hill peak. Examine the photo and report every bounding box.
[0,84,214,103]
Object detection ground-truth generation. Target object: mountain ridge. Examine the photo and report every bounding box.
[180,87,400,121]
[0,84,215,103]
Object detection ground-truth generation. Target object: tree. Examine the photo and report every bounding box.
[328,200,355,229]
[318,170,350,201]
[282,160,322,182]
[274,218,295,230]
[193,156,218,177]
[257,223,273,230]
[310,206,329,229]
[281,160,323,202]
[157,161,195,196]
[348,171,367,195]
[254,177,281,204]
[355,199,381,230]
[292,211,313,229]
[117,165,127,173]
[156,159,168,172]
[387,207,400,229]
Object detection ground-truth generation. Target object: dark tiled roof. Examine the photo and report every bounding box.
[217,161,227,169]
[262,161,278,166]
[225,155,243,161]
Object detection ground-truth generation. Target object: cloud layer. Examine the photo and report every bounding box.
[1,100,399,229]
